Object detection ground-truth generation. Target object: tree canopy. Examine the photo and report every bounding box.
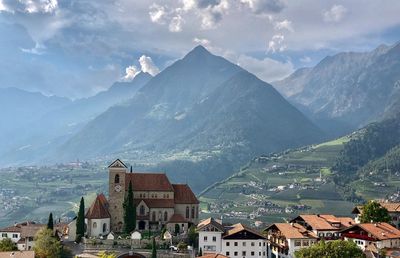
[295,240,365,258]
[360,201,391,223]
[0,238,18,251]
[76,197,85,242]
[34,228,62,258]
[48,212,54,230]
[123,180,136,234]
[151,237,157,258]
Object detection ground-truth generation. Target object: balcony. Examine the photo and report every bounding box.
[342,233,375,242]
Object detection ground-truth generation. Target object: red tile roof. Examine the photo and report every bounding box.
[291,214,354,231]
[167,214,188,223]
[126,172,174,191]
[343,223,400,241]
[197,218,225,232]
[0,225,22,233]
[172,184,199,204]
[86,194,111,219]
[135,198,175,208]
[265,223,318,239]
[223,223,266,239]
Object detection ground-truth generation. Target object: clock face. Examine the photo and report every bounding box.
[114,184,122,192]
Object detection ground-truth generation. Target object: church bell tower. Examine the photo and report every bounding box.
[108,159,127,232]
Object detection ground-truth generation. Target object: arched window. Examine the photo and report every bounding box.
[114,174,120,184]
[158,211,162,220]
[186,206,189,219]
[152,211,156,221]
[196,206,199,218]
[191,207,195,219]
[164,211,168,221]
[93,222,97,229]
[140,205,145,215]
[103,223,107,233]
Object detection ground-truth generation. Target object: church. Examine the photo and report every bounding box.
[85,159,199,237]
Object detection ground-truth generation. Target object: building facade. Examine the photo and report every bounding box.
[352,202,400,229]
[86,159,199,236]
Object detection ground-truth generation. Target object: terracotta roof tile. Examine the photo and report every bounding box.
[0,225,22,233]
[344,223,400,241]
[126,173,174,191]
[291,214,354,231]
[135,198,175,208]
[172,184,199,204]
[167,214,188,223]
[223,223,265,239]
[21,224,45,238]
[197,218,224,232]
[86,194,111,219]
[265,223,317,239]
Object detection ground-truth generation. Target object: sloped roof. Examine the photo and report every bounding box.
[197,218,225,232]
[291,214,354,231]
[86,194,111,219]
[0,225,22,233]
[353,202,400,214]
[126,172,174,191]
[135,198,175,208]
[265,223,317,239]
[108,159,127,168]
[167,214,188,223]
[223,223,265,239]
[21,224,45,238]
[343,223,400,241]
[172,184,199,204]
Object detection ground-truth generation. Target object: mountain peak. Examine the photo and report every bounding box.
[184,45,213,59]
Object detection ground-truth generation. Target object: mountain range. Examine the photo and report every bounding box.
[273,42,400,136]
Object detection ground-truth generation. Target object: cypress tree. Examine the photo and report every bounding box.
[47,212,54,231]
[151,237,157,258]
[76,197,85,242]
[123,180,136,233]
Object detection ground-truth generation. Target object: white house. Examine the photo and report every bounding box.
[264,223,318,258]
[197,218,267,258]
[341,222,400,251]
[0,222,45,251]
[0,225,22,244]
[85,194,111,238]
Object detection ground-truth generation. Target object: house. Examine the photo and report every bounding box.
[0,251,35,258]
[0,222,45,251]
[85,193,111,238]
[264,223,318,258]
[352,202,400,228]
[289,214,354,239]
[197,218,267,258]
[341,222,400,251]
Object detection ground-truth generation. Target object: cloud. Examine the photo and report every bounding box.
[274,19,293,32]
[323,4,347,22]
[268,34,286,52]
[2,0,58,14]
[20,42,46,55]
[193,37,211,47]
[237,54,294,82]
[169,14,184,32]
[300,56,312,63]
[122,65,140,82]
[139,55,160,76]
[149,3,167,24]
[197,0,229,29]
[240,0,286,14]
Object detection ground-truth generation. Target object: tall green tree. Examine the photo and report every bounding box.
[295,240,365,258]
[0,238,18,251]
[188,225,197,247]
[76,197,85,242]
[123,180,136,233]
[360,201,391,223]
[34,228,62,258]
[151,237,157,258]
[47,212,54,230]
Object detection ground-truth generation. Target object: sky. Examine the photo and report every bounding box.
[0,0,399,98]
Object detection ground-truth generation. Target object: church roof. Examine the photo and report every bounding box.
[172,184,199,204]
[167,214,188,223]
[86,194,111,219]
[126,172,174,191]
[135,198,175,208]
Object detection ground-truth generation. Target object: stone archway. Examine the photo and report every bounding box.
[138,221,146,230]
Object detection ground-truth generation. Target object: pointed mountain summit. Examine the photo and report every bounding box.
[56,46,324,190]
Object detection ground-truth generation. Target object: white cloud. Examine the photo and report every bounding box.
[268,34,286,53]
[323,4,347,22]
[149,3,167,24]
[20,42,46,55]
[2,0,58,14]
[139,55,160,76]
[240,0,286,14]
[198,0,229,29]
[193,37,211,47]
[237,54,294,82]
[182,0,196,11]
[122,65,140,82]
[274,19,293,32]
[169,14,184,32]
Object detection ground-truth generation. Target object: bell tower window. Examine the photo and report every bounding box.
[115,174,120,184]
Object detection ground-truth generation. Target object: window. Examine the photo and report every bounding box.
[114,174,119,183]
[251,242,255,246]
[259,252,261,256]
[1,233,7,237]
[251,251,255,256]
[158,211,162,220]
[103,223,107,233]
[12,234,17,238]
[226,252,230,256]
[234,252,238,256]
[212,236,216,242]
[226,242,230,246]
[192,207,195,218]
[164,211,168,221]
[186,206,190,219]
[294,240,301,247]
[204,236,208,242]
[243,242,246,246]
[140,205,145,215]
[234,242,238,246]
[92,222,97,229]
[303,240,309,246]
[242,251,246,256]
[152,211,156,221]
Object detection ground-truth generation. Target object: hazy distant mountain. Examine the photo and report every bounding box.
[58,46,324,167]
[273,42,400,135]
[0,73,152,166]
